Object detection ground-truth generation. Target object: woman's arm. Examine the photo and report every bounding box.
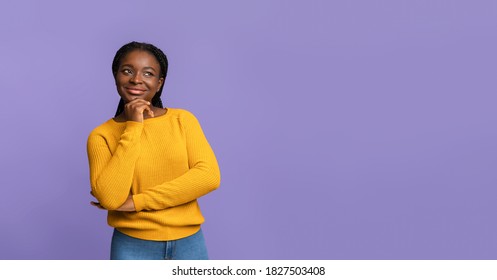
[87,121,143,210]
[132,111,221,211]
[87,99,154,210]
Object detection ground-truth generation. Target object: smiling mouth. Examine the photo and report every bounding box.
[126,87,147,95]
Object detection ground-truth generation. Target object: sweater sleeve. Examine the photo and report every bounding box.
[132,111,221,211]
[87,121,143,210]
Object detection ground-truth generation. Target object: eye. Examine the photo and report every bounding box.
[121,69,132,75]
[144,71,154,77]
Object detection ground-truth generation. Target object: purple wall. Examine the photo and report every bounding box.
[0,0,496,259]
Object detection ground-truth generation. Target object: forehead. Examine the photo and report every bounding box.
[120,50,160,68]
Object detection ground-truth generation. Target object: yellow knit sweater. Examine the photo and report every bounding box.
[87,108,220,241]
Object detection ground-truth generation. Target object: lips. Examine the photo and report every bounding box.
[125,87,147,95]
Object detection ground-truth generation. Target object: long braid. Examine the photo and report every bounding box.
[112,42,169,117]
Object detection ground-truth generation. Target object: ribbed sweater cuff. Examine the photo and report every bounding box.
[125,120,144,129]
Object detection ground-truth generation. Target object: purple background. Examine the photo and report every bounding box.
[0,0,496,259]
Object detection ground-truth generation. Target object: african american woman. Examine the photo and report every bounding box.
[86,41,221,260]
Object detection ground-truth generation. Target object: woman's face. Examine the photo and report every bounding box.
[115,50,164,103]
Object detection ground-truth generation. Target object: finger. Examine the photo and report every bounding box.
[126,99,151,105]
[123,100,153,122]
[145,107,154,118]
[125,97,149,103]
[125,102,152,112]
[123,100,149,111]
[90,201,106,210]
[132,103,153,115]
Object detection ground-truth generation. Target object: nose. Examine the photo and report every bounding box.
[130,73,142,84]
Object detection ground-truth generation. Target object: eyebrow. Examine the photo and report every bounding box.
[120,64,158,72]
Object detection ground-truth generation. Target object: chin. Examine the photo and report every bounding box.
[123,96,149,102]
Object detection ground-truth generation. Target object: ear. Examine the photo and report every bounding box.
[158,77,165,91]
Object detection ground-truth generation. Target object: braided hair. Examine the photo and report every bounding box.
[112,41,169,117]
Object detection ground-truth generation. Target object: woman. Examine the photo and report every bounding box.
[87,41,221,260]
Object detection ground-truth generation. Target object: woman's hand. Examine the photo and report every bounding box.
[90,195,136,212]
[90,201,106,210]
[115,195,136,211]
[124,98,154,122]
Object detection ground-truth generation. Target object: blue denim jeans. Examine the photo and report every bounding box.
[110,228,209,260]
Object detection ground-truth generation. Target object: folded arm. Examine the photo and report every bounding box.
[132,112,221,211]
[87,121,143,210]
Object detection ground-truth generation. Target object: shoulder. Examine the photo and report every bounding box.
[167,108,200,123]
[87,119,117,140]
[167,108,197,118]
[166,108,204,131]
